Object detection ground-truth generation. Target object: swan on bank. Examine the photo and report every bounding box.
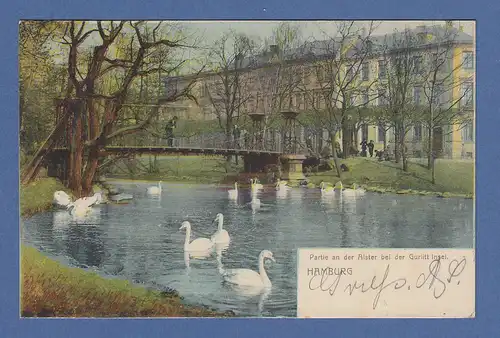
[53,191,72,208]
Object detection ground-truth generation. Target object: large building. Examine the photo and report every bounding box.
[163,22,475,159]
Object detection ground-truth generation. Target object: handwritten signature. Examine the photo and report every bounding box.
[307,257,467,310]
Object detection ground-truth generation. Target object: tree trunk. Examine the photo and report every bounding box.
[394,122,401,163]
[431,154,436,184]
[330,133,342,178]
[427,126,433,170]
[69,101,84,197]
[401,133,408,172]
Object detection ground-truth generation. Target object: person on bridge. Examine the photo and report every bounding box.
[165,116,178,147]
[233,125,241,149]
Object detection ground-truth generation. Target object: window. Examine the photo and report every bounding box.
[461,82,473,108]
[378,89,387,106]
[413,86,422,105]
[361,124,368,141]
[346,64,355,82]
[414,123,422,142]
[314,91,322,108]
[462,122,473,142]
[413,56,422,73]
[378,60,386,79]
[378,125,386,143]
[303,93,309,110]
[316,65,325,82]
[433,84,444,105]
[362,90,369,106]
[463,51,473,69]
[350,94,356,106]
[362,62,369,81]
[295,93,304,110]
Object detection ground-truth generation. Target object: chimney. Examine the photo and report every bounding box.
[235,53,244,67]
[270,44,279,56]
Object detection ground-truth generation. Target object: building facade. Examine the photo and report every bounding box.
[164,22,475,159]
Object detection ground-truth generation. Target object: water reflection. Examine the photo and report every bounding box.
[22,181,474,317]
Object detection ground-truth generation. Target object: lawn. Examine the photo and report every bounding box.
[20,177,71,217]
[306,158,474,195]
[107,155,243,183]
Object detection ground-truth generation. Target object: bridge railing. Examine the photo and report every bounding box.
[108,128,309,154]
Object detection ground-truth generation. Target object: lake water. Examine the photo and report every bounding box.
[21,181,474,317]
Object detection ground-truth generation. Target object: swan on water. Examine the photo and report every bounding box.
[53,191,72,208]
[147,181,162,195]
[320,182,336,196]
[251,178,264,191]
[66,203,92,218]
[179,221,214,253]
[228,182,238,199]
[210,213,230,244]
[220,250,275,289]
[66,192,103,211]
[337,181,364,197]
[275,178,291,192]
[251,195,261,210]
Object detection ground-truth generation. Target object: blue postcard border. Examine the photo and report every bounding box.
[1,0,499,337]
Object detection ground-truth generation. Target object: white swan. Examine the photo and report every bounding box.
[147,181,162,195]
[53,191,72,208]
[211,213,230,244]
[67,203,92,218]
[228,182,238,200]
[251,178,264,190]
[66,192,103,211]
[320,182,336,196]
[275,178,291,192]
[338,181,364,197]
[251,196,261,210]
[221,250,275,289]
[179,221,214,253]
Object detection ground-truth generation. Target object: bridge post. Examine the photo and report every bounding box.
[248,112,265,150]
[46,150,70,183]
[279,111,305,182]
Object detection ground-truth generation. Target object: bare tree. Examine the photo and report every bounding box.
[22,21,204,195]
[301,21,378,177]
[379,27,425,171]
[419,23,474,182]
[203,30,258,171]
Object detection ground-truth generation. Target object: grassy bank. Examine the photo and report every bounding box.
[20,177,71,217]
[306,158,474,196]
[20,177,231,317]
[106,155,474,196]
[107,155,242,184]
[21,246,228,317]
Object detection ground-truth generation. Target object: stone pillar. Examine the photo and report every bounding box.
[280,154,306,182]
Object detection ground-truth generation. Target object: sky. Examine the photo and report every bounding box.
[48,20,475,71]
[182,20,474,45]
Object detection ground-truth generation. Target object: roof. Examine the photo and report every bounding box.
[163,24,473,83]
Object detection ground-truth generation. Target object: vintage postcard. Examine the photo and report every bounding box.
[20,20,475,318]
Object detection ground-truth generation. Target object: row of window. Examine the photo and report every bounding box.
[240,80,473,111]
[194,52,474,97]
[358,122,474,143]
